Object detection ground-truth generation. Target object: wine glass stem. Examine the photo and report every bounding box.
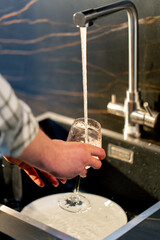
[74,175,81,194]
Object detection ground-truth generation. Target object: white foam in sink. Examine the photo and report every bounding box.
[22,192,127,240]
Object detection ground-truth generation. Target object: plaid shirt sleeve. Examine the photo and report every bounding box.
[0,75,39,157]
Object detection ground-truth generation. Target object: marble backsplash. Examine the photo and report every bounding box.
[0,0,160,138]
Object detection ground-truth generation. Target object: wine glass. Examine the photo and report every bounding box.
[58,117,102,213]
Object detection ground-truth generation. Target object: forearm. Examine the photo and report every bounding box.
[19,128,55,172]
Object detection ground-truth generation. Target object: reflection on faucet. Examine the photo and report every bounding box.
[73,0,159,139]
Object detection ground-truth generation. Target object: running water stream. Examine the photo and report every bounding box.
[74,27,88,194]
[80,27,88,143]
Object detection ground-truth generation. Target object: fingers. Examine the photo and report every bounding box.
[4,156,67,187]
[82,144,105,170]
[87,156,102,169]
[89,145,106,160]
[5,156,46,187]
[41,171,60,187]
[79,168,87,178]
[3,155,21,166]
[24,168,45,187]
[59,178,67,184]
[41,171,67,186]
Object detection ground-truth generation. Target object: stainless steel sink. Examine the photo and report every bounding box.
[0,111,159,239]
[36,112,159,216]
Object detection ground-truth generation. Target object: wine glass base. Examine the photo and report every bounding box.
[58,193,91,213]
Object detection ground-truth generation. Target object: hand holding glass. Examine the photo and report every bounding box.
[58,118,102,213]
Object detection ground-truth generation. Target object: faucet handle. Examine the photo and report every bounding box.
[107,94,124,117]
[143,102,153,116]
[131,102,159,128]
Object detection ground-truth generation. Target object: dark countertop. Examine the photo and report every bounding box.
[119,209,160,240]
[105,201,160,240]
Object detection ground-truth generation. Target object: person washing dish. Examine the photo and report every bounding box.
[0,75,106,188]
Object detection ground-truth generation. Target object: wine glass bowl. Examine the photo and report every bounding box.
[67,118,101,146]
[58,117,102,213]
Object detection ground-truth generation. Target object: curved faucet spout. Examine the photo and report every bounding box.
[74,1,160,138]
[73,1,138,97]
[73,1,140,138]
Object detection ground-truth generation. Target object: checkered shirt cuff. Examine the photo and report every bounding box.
[0,75,39,157]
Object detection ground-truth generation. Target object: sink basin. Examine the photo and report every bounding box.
[21,112,159,219]
[0,111,159,239]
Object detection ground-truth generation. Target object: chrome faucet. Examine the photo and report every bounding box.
[73,0,159,139]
